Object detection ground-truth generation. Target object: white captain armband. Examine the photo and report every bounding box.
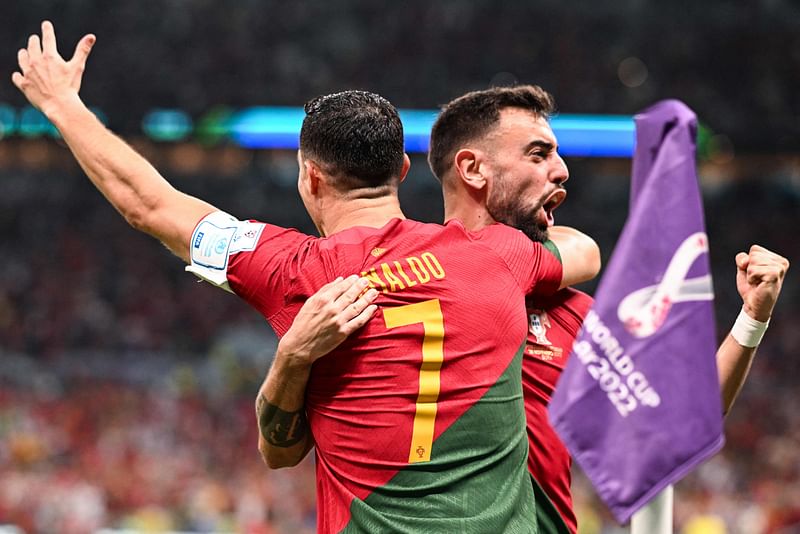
[185,211,265,293]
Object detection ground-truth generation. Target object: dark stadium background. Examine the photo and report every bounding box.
[0,2,798,533]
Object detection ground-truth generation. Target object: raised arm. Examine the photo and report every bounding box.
[256,276,378,468]
[718,245,789,415]
[12,21,216,262]
[547,225,602,288]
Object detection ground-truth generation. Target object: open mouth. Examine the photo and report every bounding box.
[542,188,567,226]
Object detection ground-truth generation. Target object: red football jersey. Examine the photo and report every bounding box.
[190,215,563,533]
[524,288,593,534]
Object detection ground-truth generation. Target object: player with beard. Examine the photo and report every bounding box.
[427,85,789,533]
[428,85,591,533]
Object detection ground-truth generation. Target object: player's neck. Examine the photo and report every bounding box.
[319,195,406,236]
[443,190,496,232]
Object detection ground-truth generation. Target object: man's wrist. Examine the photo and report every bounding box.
[274,340,315,370]
[742,302,772,323]
[42,93,87,126]
[730,306,770,348]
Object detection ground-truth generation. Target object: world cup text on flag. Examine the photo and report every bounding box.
[548,99,725,523]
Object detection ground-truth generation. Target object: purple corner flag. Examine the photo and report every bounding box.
[548,100,724,523]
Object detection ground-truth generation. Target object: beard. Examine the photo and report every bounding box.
[486,183,550,244]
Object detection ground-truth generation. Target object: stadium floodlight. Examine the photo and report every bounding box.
[4,105,105,140]
[228,106,635,157]
[0,104,16,139]
[398,109,440,153]
[550,115,636,157]
[18,106,58,138]
[228,106,305,149]
[142,109,193,142]
[195,106,234,146]
[1,102,636,157]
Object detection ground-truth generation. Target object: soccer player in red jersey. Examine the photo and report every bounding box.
[13,23,601,533]
[426,86,790,533]
[429,84,597,533]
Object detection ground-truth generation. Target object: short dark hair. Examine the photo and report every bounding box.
[300,90,405,190]
[428,85,556,181]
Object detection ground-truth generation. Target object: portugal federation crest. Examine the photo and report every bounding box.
[528,310,553,346]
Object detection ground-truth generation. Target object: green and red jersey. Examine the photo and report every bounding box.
[188,214,563,533]
[524,288,593,534]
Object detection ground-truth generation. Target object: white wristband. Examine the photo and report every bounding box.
[730,307,769,348]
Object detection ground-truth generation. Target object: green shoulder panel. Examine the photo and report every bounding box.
[542,240,562,264]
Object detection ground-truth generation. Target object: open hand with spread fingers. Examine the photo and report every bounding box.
[11,20,96,117]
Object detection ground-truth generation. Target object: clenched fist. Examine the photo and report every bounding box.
[735,245,790,322]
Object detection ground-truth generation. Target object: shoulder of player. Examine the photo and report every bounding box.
[466,222,535,243]
[242,220,317,252]
[464,223,548,259]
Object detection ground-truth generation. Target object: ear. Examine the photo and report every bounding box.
[304,159,324,195]
[398,153,411,183]
[453,148,487,191]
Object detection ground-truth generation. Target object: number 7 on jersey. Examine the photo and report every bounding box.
[383,299,445,464]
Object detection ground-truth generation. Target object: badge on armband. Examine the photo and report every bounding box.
[186,211,265,291]
[191,218,237,270]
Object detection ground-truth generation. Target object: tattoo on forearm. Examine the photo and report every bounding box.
[256,393,308,447]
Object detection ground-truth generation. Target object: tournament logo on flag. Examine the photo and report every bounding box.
[548,100,724,523]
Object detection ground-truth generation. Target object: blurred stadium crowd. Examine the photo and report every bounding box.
[0,1,798,150]
[1,1,799,533]
[0,148,798,533]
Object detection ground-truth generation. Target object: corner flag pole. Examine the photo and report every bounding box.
[630,485,673,534]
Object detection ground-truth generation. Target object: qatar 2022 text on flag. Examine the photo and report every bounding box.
[548,99,725,524]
